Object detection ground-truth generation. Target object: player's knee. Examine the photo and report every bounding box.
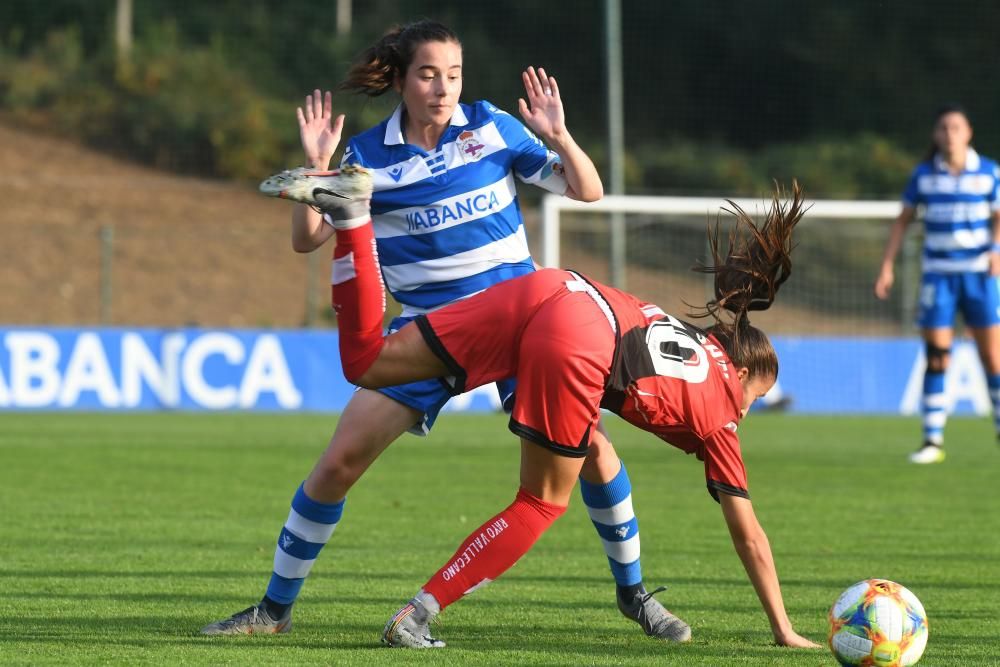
[588,426,614,453]
[925,342,950,372]
[312,450,371,496]
[341,360,371,386]
[308,466,356,498]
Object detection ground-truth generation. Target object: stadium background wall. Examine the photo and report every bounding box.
[0,328,991,416]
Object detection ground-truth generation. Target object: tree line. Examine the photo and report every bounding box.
[2,0,998,197]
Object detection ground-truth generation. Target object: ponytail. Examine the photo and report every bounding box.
[689,181,806,379]
[339,20,461,97]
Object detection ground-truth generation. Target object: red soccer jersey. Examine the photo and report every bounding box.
[594,280,749,502]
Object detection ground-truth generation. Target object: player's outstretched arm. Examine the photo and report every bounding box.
[291,89,345,252]
[990,209,1000,276]
[719,493,821,648]
[874,206,915,299]
[517,66,602,203]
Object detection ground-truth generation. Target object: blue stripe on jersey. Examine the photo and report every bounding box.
[902,148,1000,273]
[343,100,552,311]
[277,527,326,560]
[925,246,988,260]
[393,262,534,309]
[925,220,990,233]
[376,211,522,266]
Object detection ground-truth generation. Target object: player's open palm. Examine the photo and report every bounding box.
[297,89,345,170]
[518,66,566,142]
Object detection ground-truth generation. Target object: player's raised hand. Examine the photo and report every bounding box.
[297,89,345,170]
[518,66,566,142]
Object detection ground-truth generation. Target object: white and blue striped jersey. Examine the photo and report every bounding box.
[902,148,1000,274]
[332,100,568,315]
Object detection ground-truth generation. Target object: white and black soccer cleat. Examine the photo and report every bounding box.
[381,597,446,649]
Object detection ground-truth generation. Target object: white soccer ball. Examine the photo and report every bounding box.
[828,579,928,666]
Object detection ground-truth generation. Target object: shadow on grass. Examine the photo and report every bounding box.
[7,569,996,591]
[5,616,791,658]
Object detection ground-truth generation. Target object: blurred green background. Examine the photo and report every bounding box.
[4,0,998,196]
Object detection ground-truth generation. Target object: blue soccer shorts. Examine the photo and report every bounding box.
[917,271,1000,329]
[376,315,516,435]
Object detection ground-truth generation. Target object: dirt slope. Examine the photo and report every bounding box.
[0,122,329,327]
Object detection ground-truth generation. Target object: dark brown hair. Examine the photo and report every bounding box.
[339,20,461,97]
[689,181,806,381]
[923,103,971,162]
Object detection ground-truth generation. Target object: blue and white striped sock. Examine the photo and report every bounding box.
[579,461,641,587]
[988,374,1000,436]
[265,483,344,607]
[922,370,947,445]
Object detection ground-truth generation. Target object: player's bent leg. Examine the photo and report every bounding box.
[579,422,687,641]
[304,389,423,502]
[382,440,578,648]
[201,390,421,636]
[580,425,644,592]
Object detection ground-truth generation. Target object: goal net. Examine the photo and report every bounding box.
[540,194,916,337]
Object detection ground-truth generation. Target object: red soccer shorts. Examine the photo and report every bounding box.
[415,269,616,457]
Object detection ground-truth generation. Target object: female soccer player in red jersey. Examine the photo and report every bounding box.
[204,19,675,642]
[274,168,821,650]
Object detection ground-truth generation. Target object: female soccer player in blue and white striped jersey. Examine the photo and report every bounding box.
[875,105,1000,464]
[203,19,681,641]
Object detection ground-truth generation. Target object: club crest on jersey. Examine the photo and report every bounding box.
[541,158,565,180]
[458,130,486,162]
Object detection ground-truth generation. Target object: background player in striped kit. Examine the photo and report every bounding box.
[875,105,1000,463]
[203,20,670,639]
[303,172,820,649]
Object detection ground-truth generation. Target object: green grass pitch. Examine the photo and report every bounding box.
[1,412,998,665]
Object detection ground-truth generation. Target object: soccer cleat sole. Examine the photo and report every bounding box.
[259,165,373,205]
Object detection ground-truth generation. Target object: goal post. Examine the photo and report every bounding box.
[541,194,901,270]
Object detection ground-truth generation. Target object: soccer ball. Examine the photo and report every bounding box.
[828,579,928,666]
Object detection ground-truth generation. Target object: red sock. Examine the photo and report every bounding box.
[422,488,567,610]
[330,223,385,381]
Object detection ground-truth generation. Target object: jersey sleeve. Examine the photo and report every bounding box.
[339,138,365,168]
[901,166,922,208]
[702,425,749,503]
[492,110,568,196]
